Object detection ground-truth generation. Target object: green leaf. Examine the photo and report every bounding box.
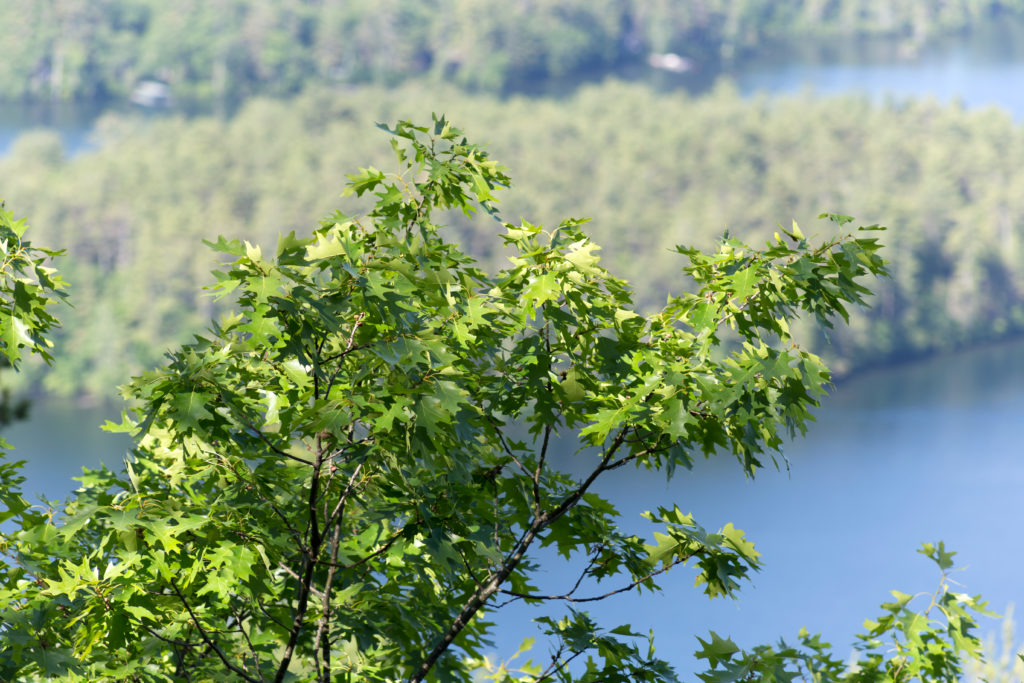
[523,272,559,306]
[689,301,719,331]
[730,266,758,301]
[306,232,347,260]
[695,632,740,667]
[564,239,602,275]
[1,310,39,359]
[344,166,386,196]
[919,541,957,571]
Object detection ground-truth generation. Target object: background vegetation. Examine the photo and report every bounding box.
[4,0,1024,101]
[967,606,1024,683]
[4,82,1024,396]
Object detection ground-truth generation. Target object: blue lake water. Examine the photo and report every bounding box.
[729,18,1024,114]
[485,338,1024,675]
[3,337,1022,676]
[0,100,107,157]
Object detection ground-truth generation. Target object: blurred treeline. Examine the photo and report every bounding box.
[4,0,1023,101]
[2,81,1023,396]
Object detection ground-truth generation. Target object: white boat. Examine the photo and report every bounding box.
[130,80,172,108]
[647,53,693,73]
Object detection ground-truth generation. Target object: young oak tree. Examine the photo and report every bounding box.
[0,119,994,681]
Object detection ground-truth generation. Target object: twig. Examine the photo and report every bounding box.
[407,426,630,682]
[272,433,326,682]
[231,604,267,682]
[168,578,260,682]
[498,553,692,604]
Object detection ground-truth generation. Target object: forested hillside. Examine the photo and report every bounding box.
[2,81,1023,396]
[3,0,1023,101]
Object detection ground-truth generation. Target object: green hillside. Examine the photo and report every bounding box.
[3,81,1023,395]
[2,0,1022,101]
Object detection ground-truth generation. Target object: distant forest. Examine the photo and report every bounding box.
[3,0,1024,101]
[3,82,1024,396]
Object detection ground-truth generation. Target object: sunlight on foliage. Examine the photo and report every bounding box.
[0,120,995,682]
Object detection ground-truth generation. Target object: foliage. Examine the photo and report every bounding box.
[965,604,1024,683]
[689,543,994,683]
[2,0,1024,101]
[0,203,67,427]
[0,202,66,368]
[474,546,995,683]
[0,119,994,681]
[0,199,68,665]
[5,83,1024,395]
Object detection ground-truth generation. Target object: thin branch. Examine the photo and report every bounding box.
[144,622,196,683]
[485,415,534,479]
[454,541,486,591]
[202,377,313,466]
[253,596,291,633]
[231,604,267,682]
[315,524,411,571]
[315,518,343,682]
[312,458,365,682]
[321,312,366,365]
[407,521,537,683]
[323,459,366,533]
[221,455,307,553]
[493,545,607,610]
[498,552,693,604]
[319,342,372,366]
[168,578,260,683]
[273,433,326,682]
[407,426,631,682]
[534,423,551,511]
[604,441,665,472]
[323,312,367,398]
[276,563,325,601]
[542,425,630,529]
[535,645,587,683]
[243,419,314,465]
[141,622,193,649]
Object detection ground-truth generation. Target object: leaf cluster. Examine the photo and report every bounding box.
[0,202,67,368]
[0,119,993,683]
[694,544,995,683]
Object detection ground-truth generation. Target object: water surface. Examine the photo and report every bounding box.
[490,339,1024,675]
[3,338,1021,675]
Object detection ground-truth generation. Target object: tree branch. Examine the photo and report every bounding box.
[273,433,326,682]
[534,643,586,683]
[498,552,694,604]
[407,426,631,682]
[221,454,307,553]
[313,459,364,681]
[168,578,260,683]
[315,523,411,571]
[231,604,267,682]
